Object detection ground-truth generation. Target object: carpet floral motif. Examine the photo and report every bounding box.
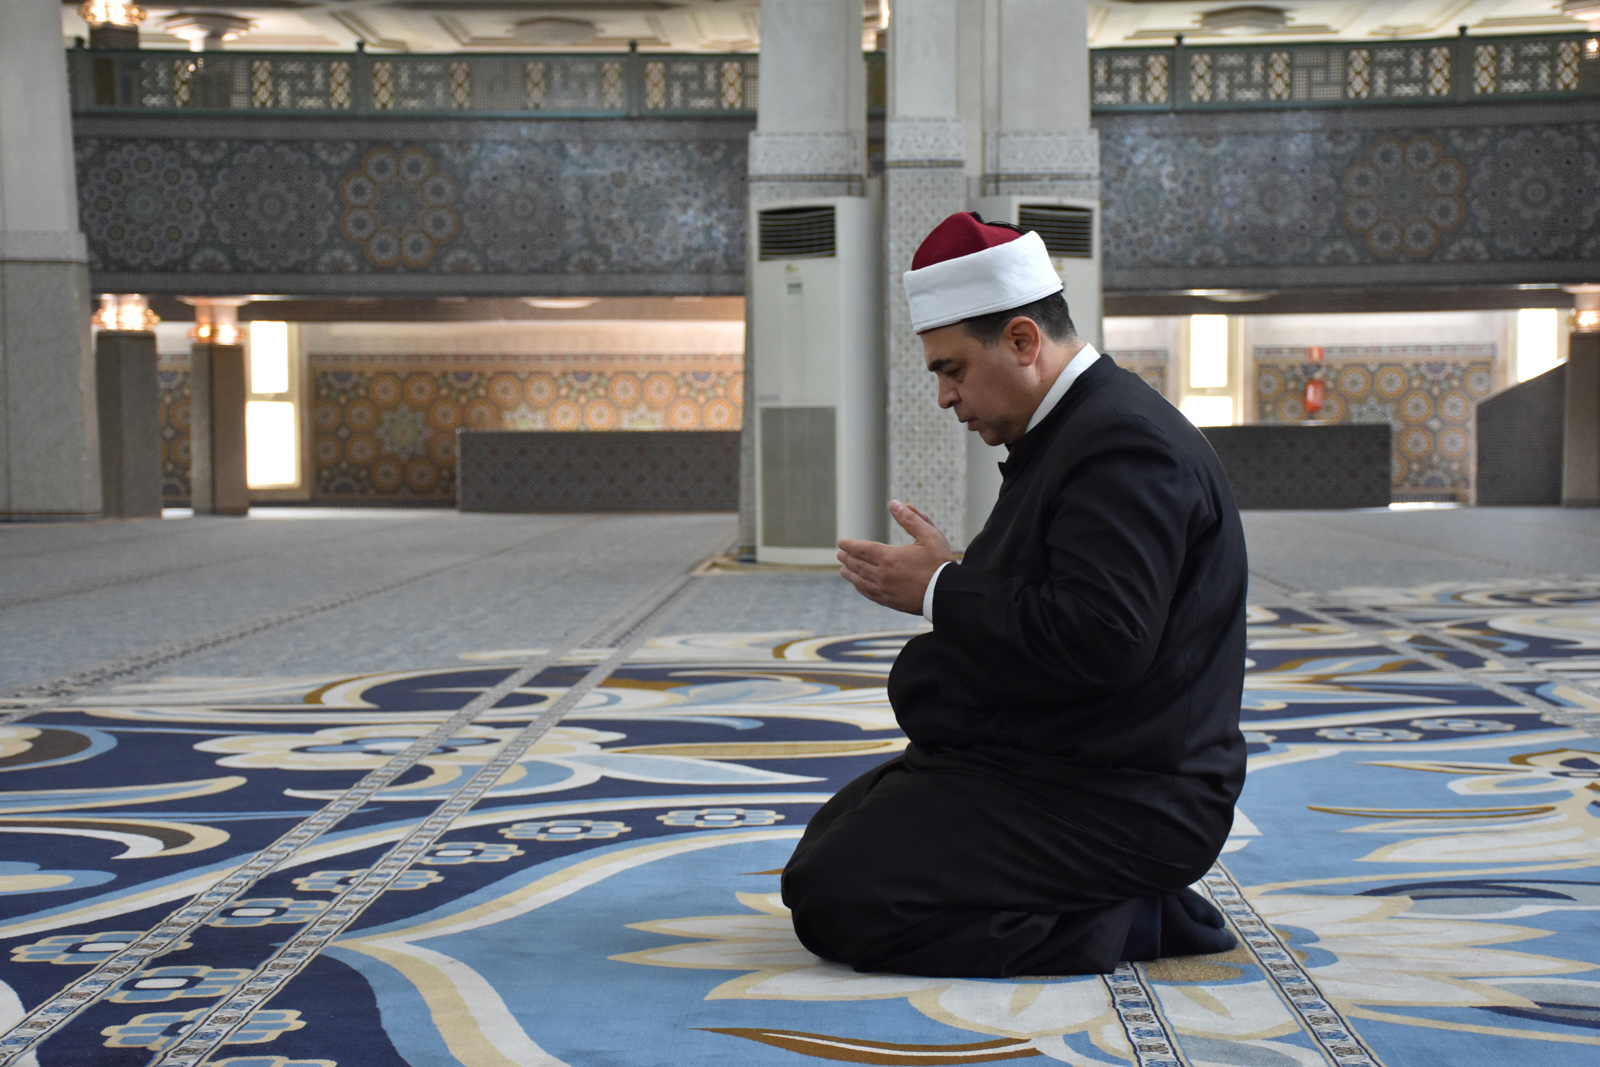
[1255,345,1495,501]
[1,582,1597,1065]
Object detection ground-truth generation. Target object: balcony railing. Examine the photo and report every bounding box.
[70,49,759,118]
[1092,33,1600,110]
[68,32,1599,120]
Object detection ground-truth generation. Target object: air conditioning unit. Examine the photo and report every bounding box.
[750,197,885,564]
[965,196,1102,540]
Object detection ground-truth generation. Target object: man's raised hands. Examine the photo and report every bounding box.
[837,500,957,615]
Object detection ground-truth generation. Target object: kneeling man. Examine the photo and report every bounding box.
[782,212,1248,978]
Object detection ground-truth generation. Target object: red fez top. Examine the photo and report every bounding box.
[903,212,1064,333]
[911,212,1026,270]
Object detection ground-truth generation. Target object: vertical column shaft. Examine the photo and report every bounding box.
[744,0,870,555]
[95,330,162,518]
[1564,333,1600,507]
[884,0,969,545]
[188,342,250,515]
[0,0,100,519]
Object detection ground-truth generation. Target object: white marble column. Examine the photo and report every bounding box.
[965,0,1102,537]
[748,0,867,204]
[0,0,100,519]
[884,0,970,546]
[983,0,1100,238]
[741,0,868,552]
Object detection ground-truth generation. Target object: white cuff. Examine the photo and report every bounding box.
[922,561,951,623]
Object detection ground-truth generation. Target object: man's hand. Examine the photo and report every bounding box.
[838,500,957,615]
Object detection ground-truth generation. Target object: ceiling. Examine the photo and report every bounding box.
[59,0,1588,54]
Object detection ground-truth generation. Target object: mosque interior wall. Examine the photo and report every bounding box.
[73,101,1600,298]
[74,116,749,297]
[61,62,1600,513]
[1105,311,1518,504]
[152,320,744,506]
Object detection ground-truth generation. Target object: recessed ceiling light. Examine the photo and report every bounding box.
[523,298,599,310]
[511,17,598,46]
[1198,6,1289,35]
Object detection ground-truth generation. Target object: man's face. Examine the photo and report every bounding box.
[920,322,1035,447]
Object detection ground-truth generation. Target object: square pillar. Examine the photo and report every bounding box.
[1564,332,1600,507]
[188,342,249,515]
[94,330,161,518]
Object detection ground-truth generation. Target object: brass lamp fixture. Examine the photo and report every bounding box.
[78,1,146,49]
[1569,285,1600,334]
[162,12,253,51]
[182,297,248,345]
[92,294,159,332]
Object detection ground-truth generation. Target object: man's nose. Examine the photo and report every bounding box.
[937,381,958,409]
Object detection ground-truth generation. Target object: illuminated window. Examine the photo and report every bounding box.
[249,321,290,394]
[246,320,297,490]
[1515,308,1561,383]
[1180,396,1234,426]
[246,401,298,488]
[1189,315,1229,388]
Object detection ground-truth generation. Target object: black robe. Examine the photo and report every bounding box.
[782,355,1248,977]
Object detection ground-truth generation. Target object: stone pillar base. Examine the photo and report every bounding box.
[188,343,249,515]
[0,259,100,520]
[95,331,162,518]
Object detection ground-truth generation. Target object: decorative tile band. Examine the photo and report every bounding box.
[76,131,747,281]
[1201,866,1383,1067]
[1099,117,1600,290]
[1102,963,1183,1067]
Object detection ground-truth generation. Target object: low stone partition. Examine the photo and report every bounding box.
[457,430,739,513]
[1200,424,1391,510]
[1475,366,1565,506]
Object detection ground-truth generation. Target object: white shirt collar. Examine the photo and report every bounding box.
[1025,342,1100,434]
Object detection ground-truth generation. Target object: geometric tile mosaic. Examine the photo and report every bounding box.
[157,353,742,504]
[1255,345,1496,503]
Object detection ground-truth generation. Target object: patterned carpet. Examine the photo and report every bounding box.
[1,579,1598,1066]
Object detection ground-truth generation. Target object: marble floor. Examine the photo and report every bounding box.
[3,505,1598,698]
[3,505,1599,1067]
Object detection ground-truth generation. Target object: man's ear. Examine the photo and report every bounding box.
[1005,316,1044,368]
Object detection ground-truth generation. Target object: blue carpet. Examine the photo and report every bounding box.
[1,580,1598,1065]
